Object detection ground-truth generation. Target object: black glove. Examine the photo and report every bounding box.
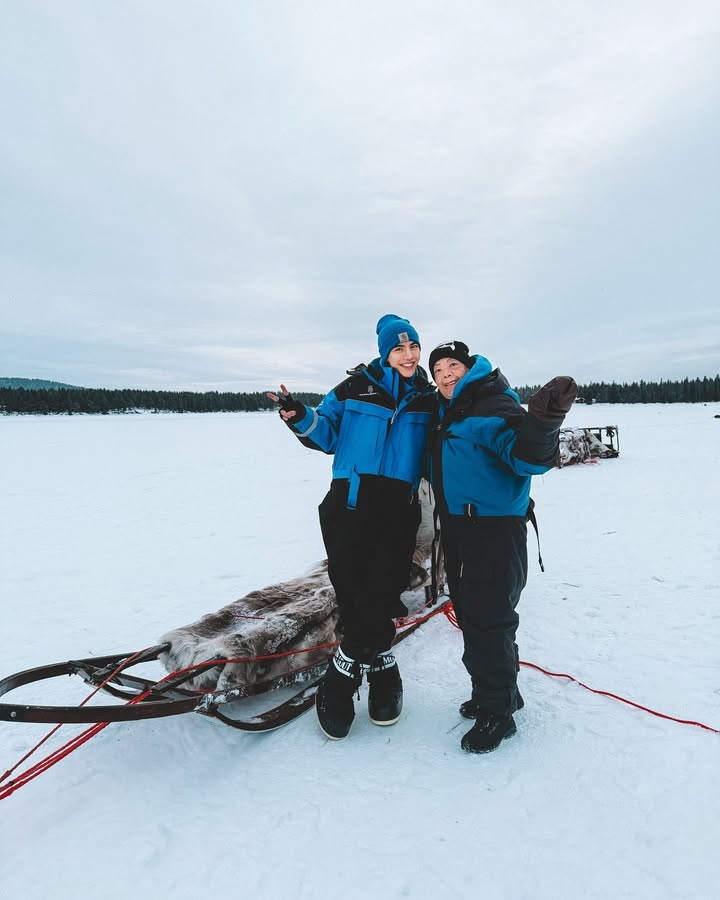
[527,376,577,424]
[267,389,307,421]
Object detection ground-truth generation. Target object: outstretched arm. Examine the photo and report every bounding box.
[267,383,343,454]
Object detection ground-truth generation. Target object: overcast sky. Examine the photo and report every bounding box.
[2,1,719,393]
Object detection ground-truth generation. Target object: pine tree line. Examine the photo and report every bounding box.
[0,387,324,415]
[1,375,718,414]
[514,376,720,405]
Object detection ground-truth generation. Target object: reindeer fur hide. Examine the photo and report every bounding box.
[159,562,339,692]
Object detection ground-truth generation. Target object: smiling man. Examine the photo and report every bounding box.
[386,339,421,377]
[267,315,436,740]
[428,340,576,753]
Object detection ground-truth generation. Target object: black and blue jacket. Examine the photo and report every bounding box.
[289,358,436,508]
[430,355,560,517]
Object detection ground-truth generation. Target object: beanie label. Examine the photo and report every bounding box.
[398,331,409,342]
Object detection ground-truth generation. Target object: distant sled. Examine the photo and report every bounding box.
[559,425,620,466]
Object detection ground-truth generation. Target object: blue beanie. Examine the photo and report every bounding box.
[376,314,420,364]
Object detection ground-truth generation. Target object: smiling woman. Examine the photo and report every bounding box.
[428,340,475,400]
[428,338,577,754]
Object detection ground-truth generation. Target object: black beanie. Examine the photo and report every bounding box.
[428,340,473,374]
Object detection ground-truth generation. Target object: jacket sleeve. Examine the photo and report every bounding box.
[288,389,344,455]
[508,410,560,472]
[484,399,560,475]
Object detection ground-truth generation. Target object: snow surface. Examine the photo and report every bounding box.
[1,404,718,900]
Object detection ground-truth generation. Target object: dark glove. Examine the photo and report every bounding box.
[527,376,577,424]
[267,389,307,421]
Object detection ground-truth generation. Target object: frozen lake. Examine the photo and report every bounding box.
[1,403,719,899]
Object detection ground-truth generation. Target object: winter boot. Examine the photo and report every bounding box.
[460,711,517,754]
[315,647,365,740]
[459,689,524,719]
[367,651,403,726]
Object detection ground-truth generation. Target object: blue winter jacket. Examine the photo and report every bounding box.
[288,358,436,508]
[430,355,560,517]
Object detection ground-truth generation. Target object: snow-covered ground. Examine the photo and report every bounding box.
[1,404,718,900]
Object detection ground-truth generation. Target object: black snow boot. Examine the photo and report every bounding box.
[315,648,365,740]
[459,689,524,720]
[367,651,403,726]
[460,711,517,754]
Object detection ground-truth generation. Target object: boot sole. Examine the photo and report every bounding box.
[319,728,348,740]
[318,721,351,740]
[369,714,401,726]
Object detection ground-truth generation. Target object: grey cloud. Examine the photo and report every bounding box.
[2,1,720,392]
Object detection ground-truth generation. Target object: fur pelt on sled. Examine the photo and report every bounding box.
[159,561,339,692]
[159,480,440,692]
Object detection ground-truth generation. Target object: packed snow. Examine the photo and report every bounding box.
[1,403,718,900]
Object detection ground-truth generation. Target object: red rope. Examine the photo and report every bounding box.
[0,722,110,799]
[518,661,720,734]
[0,647,163,800]
[442,606,719,735]
[1,647,153,785]
[394,595,441,627]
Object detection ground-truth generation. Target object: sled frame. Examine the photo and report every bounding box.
[0,645,331,726]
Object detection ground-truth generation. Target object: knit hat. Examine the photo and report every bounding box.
[376,314,420,365]
[428,340,474,374]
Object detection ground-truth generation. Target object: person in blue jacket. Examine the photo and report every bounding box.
[268,315,436,740]
[428,339,576,753]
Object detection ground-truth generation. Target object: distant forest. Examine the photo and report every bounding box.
[0,387,324,415]
[0,377,80,391]
[1,375,718,414]
[513,375,720,405]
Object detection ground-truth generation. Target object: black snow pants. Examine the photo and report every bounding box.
[442,514,528,717]
[319,475,421,661]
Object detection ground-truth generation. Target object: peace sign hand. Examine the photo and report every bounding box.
[266,384,306,422]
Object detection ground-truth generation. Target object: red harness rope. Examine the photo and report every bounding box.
[518,660,720,734]
[441,605,719,734]
[1,647,160,799]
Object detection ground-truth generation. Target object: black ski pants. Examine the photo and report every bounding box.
[442,514,528,717]
[319,476,421,661]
